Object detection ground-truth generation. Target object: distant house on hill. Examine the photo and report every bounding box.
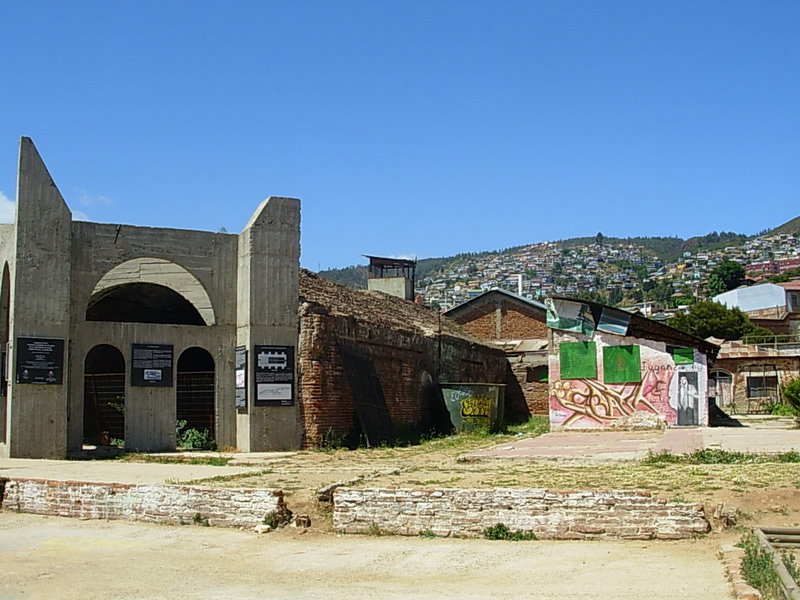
[713,282,800,335]
[545,296,719,430]
[444,289,549,418]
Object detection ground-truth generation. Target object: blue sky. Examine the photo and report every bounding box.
[1,1,798,270]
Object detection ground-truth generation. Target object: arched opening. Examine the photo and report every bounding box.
[0,263,10,444]
[710,369,734,410]
[84,344,126,446]
[87,282,205,325]
[88,257,215,325]
[176,347,215,448]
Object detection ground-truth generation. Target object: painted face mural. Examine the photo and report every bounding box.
[550,361,676,427]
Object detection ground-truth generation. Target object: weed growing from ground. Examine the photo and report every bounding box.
[483,523,537,541]
[738,531,800,600]
[642,449,800,466]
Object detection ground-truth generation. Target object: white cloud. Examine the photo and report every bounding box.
[71,209,90,221]
[77,189,112,206]
[0,191,15,223]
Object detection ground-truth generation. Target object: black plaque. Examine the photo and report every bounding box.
[131,343,173,387]
[254,345,294,406]
[16,337,65,385]
[235,345,247,410]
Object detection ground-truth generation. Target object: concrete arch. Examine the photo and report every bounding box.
[89,258,215,325]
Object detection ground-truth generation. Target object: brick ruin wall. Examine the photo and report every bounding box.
[714,356,800,410]
[452,300,550,418]
[333,487,709,540]
[456,301,548,341]
[508,357,549,415]
[298,311,507,447]
[0,477,287,528]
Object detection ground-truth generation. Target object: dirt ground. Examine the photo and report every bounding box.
[4,422,800,598]
[176,426,800,537]
[0,512,731,600]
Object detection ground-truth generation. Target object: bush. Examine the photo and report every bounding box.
[782,379,800,412]
[483,522,537,541]
[176,420,217,450]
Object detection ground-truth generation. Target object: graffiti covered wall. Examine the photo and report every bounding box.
[549,331,708,429]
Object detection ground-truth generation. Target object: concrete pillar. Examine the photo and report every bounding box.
[236,197,302,451]
[5,138,72,458]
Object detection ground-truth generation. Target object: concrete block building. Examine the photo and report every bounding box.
[0,138,301,458]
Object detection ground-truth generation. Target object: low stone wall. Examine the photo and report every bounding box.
[333,487,709,540]
[0,477,287,528]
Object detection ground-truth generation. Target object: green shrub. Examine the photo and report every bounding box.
[483,522,537,541]
[176,419,216,450]
[782,378,800,411]
[738,531,800,600]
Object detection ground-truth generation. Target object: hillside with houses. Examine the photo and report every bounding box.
[320,219,800,313]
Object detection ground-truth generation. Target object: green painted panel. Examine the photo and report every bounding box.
[559,342,597,380]
[603,345,642,384]
[673,347,694,365]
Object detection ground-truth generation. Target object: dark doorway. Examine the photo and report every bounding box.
[84,345,126,445]
[176,347,216,444]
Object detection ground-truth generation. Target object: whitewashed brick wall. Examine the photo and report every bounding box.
[333,487,709,540]
[1,477,286,528]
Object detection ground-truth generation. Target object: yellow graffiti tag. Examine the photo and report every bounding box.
[460,395,493,418]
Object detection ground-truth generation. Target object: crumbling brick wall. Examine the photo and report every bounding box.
[333,487,709,540]
[1,478,287,528]
[298,273,507,448]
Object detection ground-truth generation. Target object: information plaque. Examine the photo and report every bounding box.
[16,337,65,385]
[235,345,247,410]
[131,343,173,387]
[253,345,294,406]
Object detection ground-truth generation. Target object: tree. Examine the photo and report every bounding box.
[595,232,604,247]
[669,301,773,341]
[707,261,745,296]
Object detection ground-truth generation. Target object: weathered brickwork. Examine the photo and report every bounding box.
[457,304,497,339]
[500,305,549,340]
[333,487,709,540]
[509,359,549,414]
[1,477,286,528]
[299,272,507,447]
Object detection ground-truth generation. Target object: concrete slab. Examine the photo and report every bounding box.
[0,457,265,485]
[463,417,800,462]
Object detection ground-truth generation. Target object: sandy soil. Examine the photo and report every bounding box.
[0,512,732,600]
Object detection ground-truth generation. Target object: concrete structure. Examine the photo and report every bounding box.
[546,297,718,430]
[365,255,416,301]
[0,138,301,458]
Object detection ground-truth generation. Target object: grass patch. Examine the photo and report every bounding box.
[483,522,537,541]
[120,453,232,466]
[642,449,800,466]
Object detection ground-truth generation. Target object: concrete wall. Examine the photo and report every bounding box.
[5,138,72,458]
[2,138,302,457]
[549,330,709,429]
[333,487,710,540]
[236,197,302,451]
[367,277,412,301]
[1,477,287,529]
